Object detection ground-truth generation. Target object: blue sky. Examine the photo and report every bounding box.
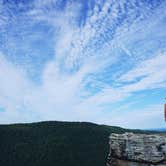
[0,0,166,128]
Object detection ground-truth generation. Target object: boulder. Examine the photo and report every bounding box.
[107,133,166,166]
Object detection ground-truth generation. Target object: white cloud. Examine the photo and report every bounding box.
[76,52,166,109]
[120,53,166,91]
[0,53,35,123]
[105,104,165,129]
[0,0,166,129]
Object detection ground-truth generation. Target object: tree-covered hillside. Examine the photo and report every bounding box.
[0,121,153,166]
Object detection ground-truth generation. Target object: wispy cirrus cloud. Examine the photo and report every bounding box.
[0,0,165,128]
[119,53,166,91]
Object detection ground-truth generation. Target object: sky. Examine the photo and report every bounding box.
[0,0,166,129]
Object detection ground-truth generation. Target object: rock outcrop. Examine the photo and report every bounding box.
[107,133,166,166]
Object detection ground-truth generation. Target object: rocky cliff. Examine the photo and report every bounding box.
[107,133,166,166]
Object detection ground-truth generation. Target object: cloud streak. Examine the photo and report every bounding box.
[0,0,166,128]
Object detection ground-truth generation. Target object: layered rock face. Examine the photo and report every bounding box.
[107,133,166,166]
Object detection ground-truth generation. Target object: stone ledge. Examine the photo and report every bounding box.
[107,133,166,166]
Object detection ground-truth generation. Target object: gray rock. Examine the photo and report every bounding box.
[107,133,166,166]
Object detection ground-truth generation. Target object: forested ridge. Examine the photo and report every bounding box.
[0,121,154,166]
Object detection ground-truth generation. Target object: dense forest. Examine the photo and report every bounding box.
[0,121,155,166]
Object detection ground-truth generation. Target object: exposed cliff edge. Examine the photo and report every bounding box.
[107,133,166,166]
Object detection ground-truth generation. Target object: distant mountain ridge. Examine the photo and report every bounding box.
[0,121,161,166]
[146,128,166,132]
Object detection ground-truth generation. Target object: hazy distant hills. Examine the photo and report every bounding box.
[147,128,166,132]
[0,121,159,166]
